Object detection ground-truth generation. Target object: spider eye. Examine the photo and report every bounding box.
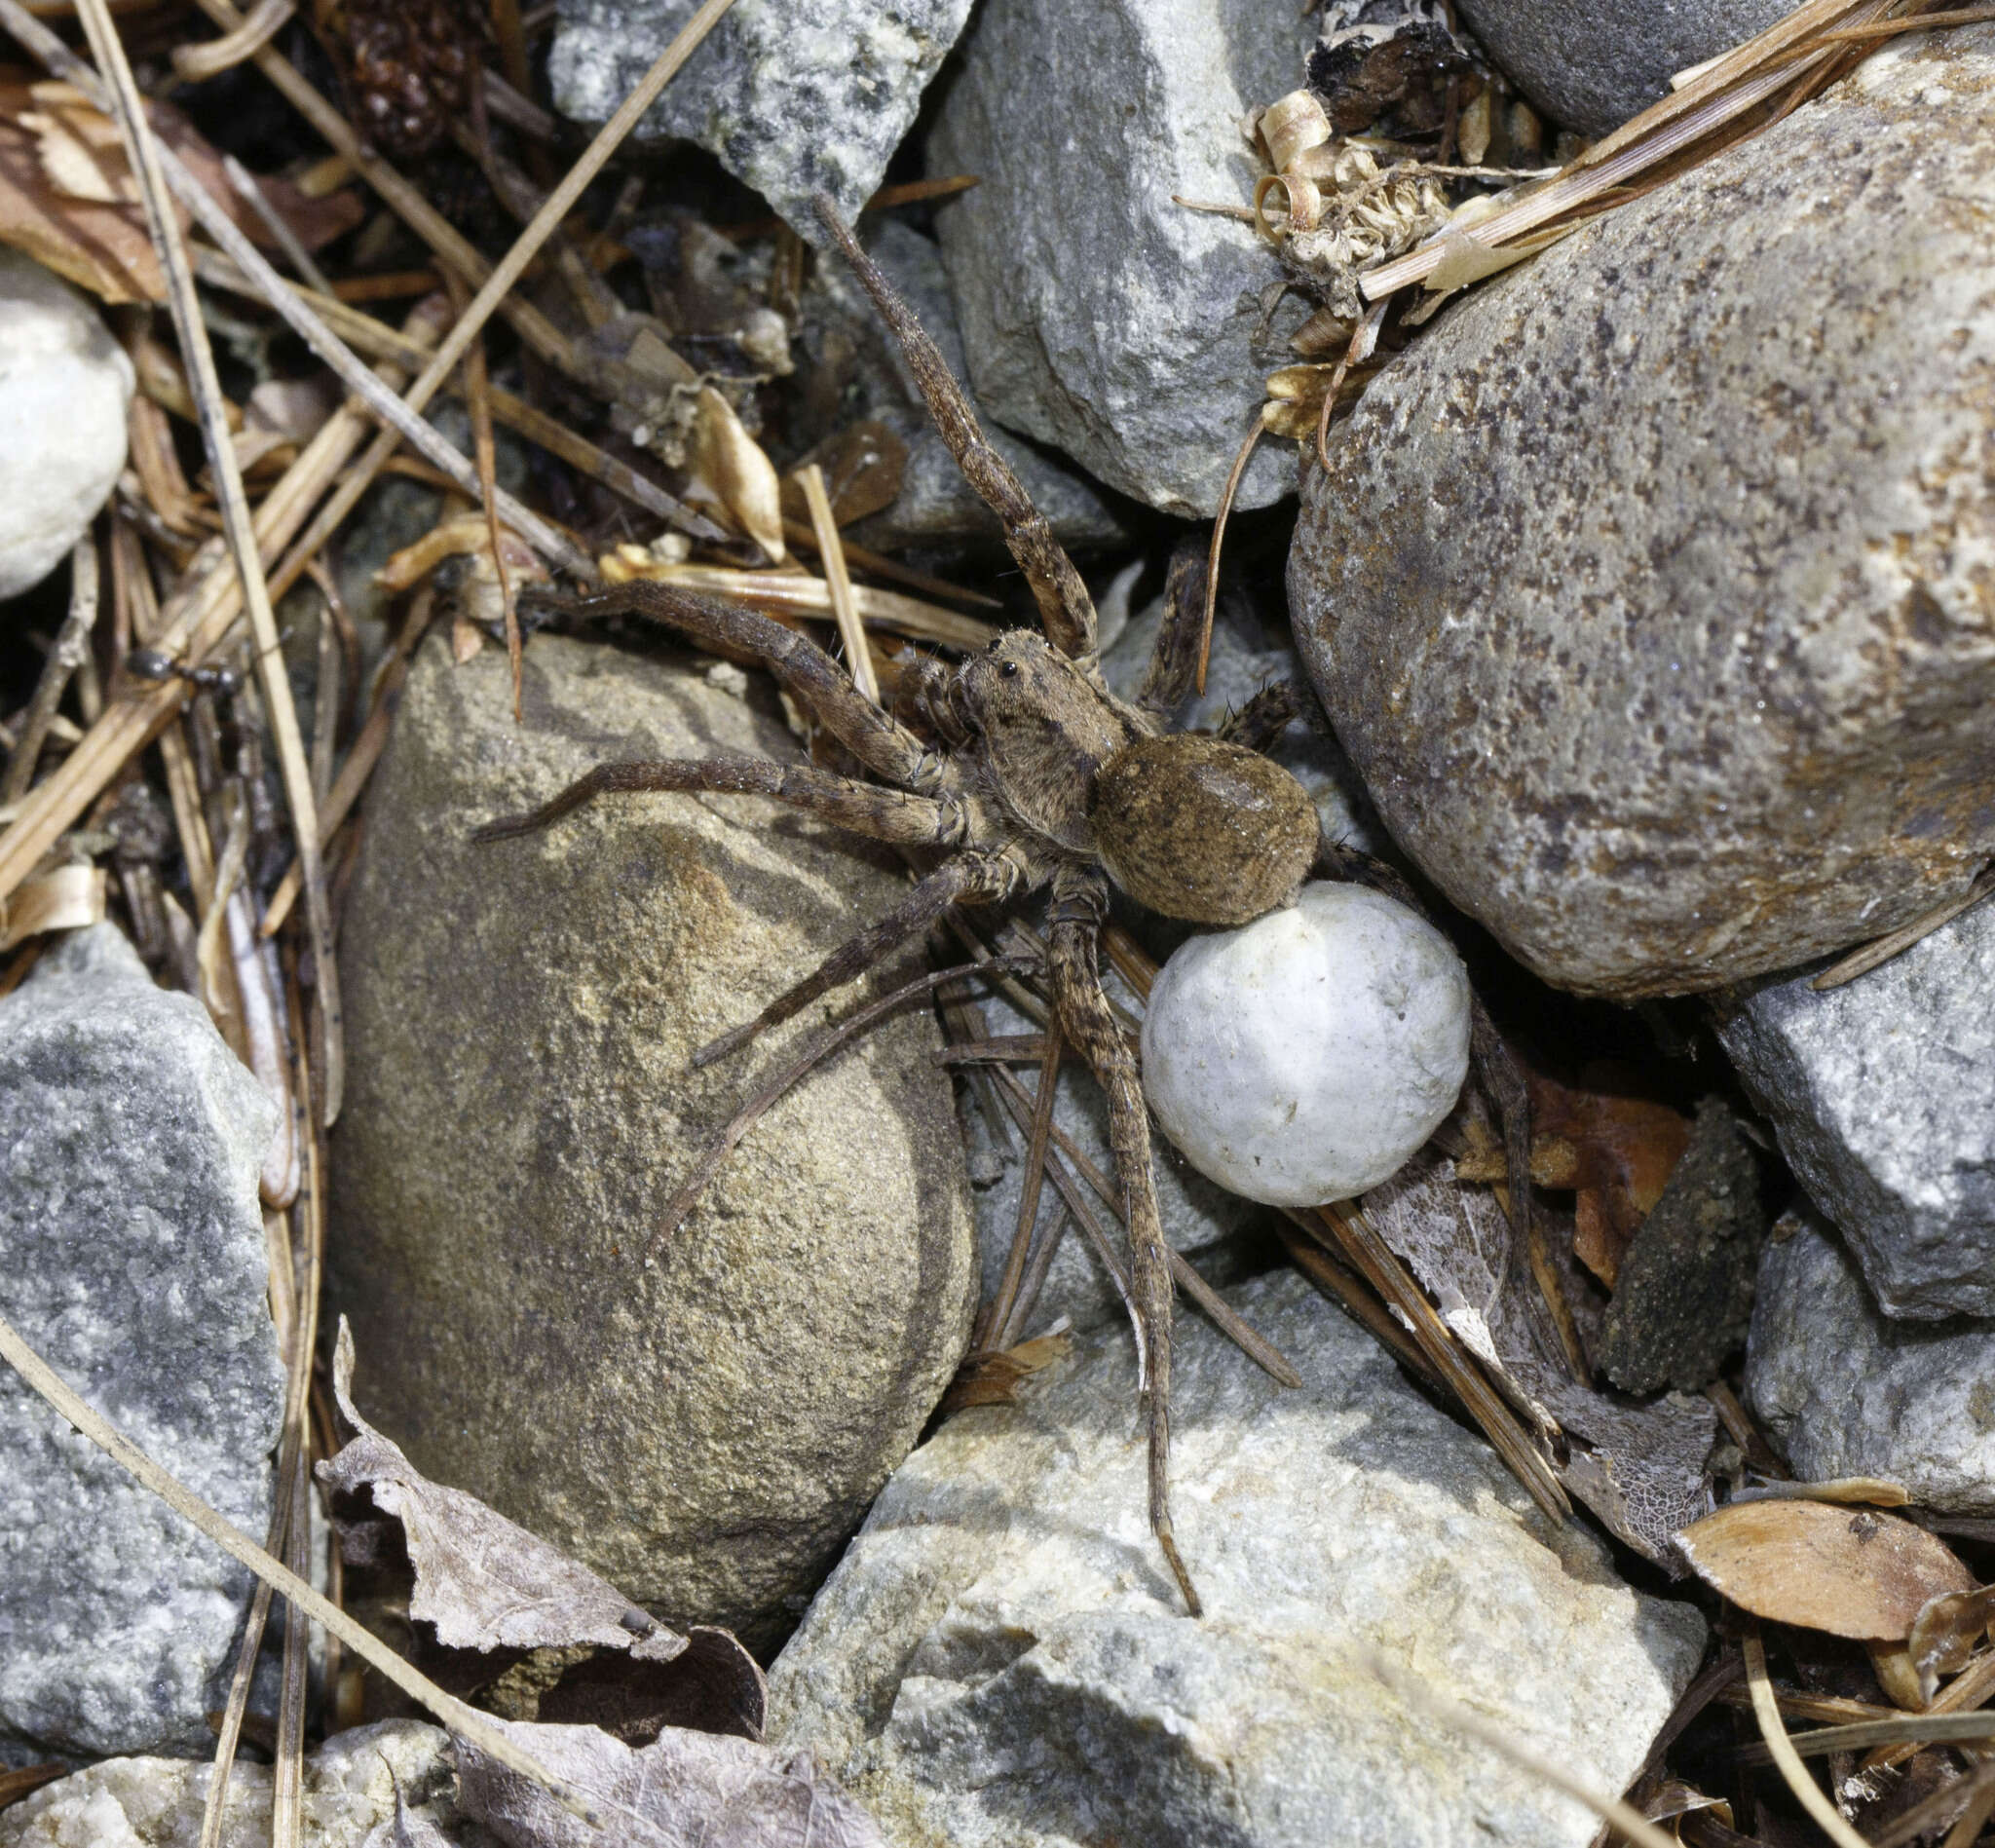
[1000,660,1021,679]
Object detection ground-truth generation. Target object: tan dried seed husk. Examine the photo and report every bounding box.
[692,385,785,562]
[0,863,104,950]
[1679,1500,1976,1641]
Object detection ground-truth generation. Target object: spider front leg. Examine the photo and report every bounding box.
[811,196,1101,667]
[472,756,972,849]
[1045,864,1201,1618]
[517,582,959,797]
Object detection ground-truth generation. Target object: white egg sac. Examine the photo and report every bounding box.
[1140,882,1471,1207]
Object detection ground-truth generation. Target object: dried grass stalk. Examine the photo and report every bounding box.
[795,462,878,702]
[69,0,344,1119]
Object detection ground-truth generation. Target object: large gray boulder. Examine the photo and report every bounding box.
[329,635,978,1646]
[1457,0,1792,136]
[1288,31,1995,999]
[926,0,1317,517]
[1717,896,1995,1320]
[0,925,282,1757]
[548,0,972,237]
[1748,1212,1995,1515]
[0,250,132,603]
[771,1267,1706,1848]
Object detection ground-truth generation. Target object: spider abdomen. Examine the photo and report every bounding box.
[1089,734,1318,926]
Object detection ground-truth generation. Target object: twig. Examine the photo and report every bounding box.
[1812,867,1995,989]
[649,958,1039,1256]
[446,268,520,715]
[260,589,433,936]
[1742,1626,1873,1848]
[169,0,291,79]
[976,1019,1063,1351]
[796,463,879,702]
[1362,1647,1680,1848]
[1198,417,1262,697]
[0,537,98,805]
[1275,1215,1441,1388]
[0,308,436,912]
[71,0,344,1121]
[183,0,582,377]
[0,1308,636,1836]
[779,517,1003,609]
[221,153,330,296]
[616,563,998,651]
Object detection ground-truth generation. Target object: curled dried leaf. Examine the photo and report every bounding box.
[377,513,546,593]
[0,864,104,951]
[692,386,785,563]
[1678,1500,1976,1641]
[1910,1585,1995,1702]
[1260,87,1332,173]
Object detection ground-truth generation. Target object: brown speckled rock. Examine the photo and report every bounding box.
[330,634,976,1645]
[1289,31,1995,999]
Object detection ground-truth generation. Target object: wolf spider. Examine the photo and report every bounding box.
[476,197,1340,1616]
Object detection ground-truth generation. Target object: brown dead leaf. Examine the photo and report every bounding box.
[1677,1500,1976,1640]
[0,1764,65,1815]
[1532,1065,1692,1288]
[1910,1584,1995,1700]
[318,1321,765,1744]
[454,1716,887,1848]
[778,421,908,527]
[0,73,360,303]
[938,1327,1073,1416]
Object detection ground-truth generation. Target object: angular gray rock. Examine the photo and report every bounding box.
[0,925,282,1758]
[770,1267,1706,1848]
[1456,0,1792,137]
[0,1720,481,1848]
[927,0,1317,516]
[1716,896,1995,1320]
[1748,1211,1995,1515]
[0,251,132,601]
[548,0,972,238]
[799,219,1128,557]
[330,635,977,1646]
[1288,32,1995,999]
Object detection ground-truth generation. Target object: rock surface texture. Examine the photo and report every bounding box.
[548,0,972,236]
[1748,1212,1995,1515]
[1457,0,1793,136]
[0,250,132,601]
[926,0,1316,516]
[0,925,282,1758]
[1717,897,1995,1320]
[330,636,977,1644]
[1289,32,1995,999]
[799,219,1127,556]
[0,1720,478,1848]
[771,1267,1706,1848]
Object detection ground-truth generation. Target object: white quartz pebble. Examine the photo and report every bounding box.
[0,250,132,602]
[1141,882,1471,1207]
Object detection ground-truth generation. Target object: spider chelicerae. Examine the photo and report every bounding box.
[476,197,1344,1615]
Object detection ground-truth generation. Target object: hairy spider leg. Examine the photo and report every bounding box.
[1218,679,1310,755]
[1046,864,1201,1618]
[516,584,960,797]
[1134,540,1212,720]
[811,195,1101,666]
[693,844,1044,1069]
[471,756,967,849]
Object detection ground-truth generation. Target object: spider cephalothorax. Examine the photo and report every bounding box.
[475,197,1327,1615]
